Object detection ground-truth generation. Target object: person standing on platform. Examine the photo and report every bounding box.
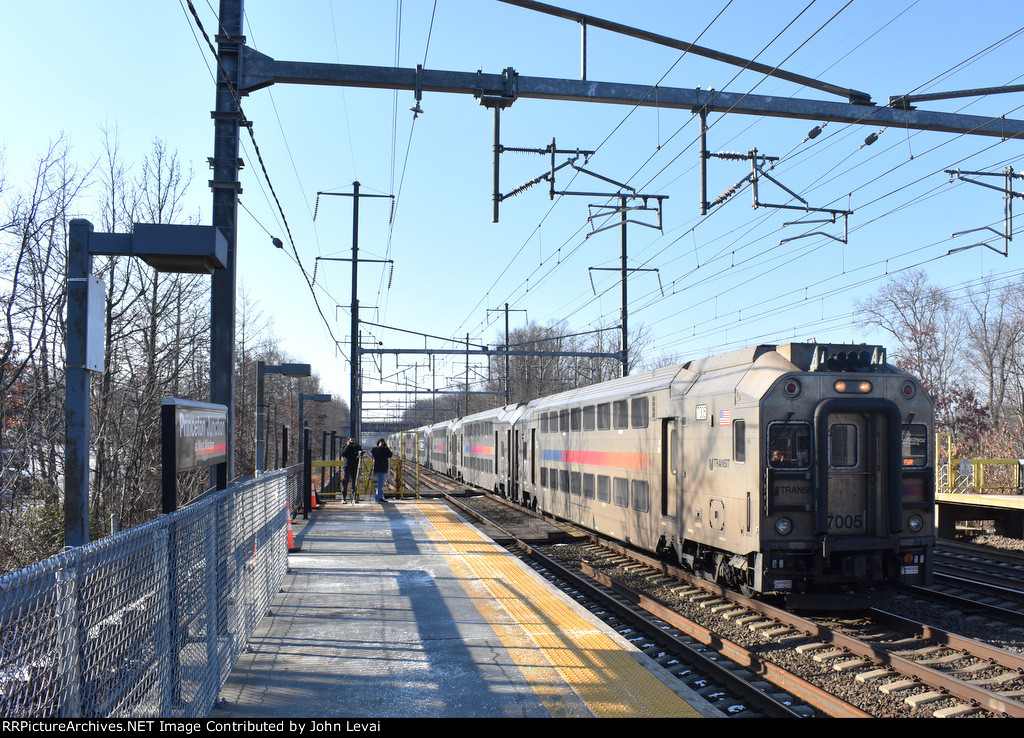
[340,437,362,502]
[371,438,393,503]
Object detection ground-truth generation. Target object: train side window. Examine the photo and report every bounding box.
[541,413,549,433]
[829,424,858,468]
[631,480,649,512]
[570,408,581,432]
[582,473,595,498]
[670,427,678,475]
[767,422,811,469]
[613,400,628,429]
[559,410,569,433]
[583,405,596,431]
[733,420,746,463]
[560,469,570,493]
[902,423,928,467]
[631,397,649,428]
[570,471,581,496]
[597,475,611,502]
[597,403,611,430]
[540,467,548,487]
[613,477,629,507]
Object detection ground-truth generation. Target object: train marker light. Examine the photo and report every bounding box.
[775,517,793,536]
[834,379,872,393]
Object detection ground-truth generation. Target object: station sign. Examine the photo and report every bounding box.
[164,398,228,472]
[161,398,228,515]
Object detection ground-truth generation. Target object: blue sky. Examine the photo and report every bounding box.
[3,1,1024,425]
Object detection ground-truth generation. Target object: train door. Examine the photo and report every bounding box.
[660,417,679,519]
[509,429,518,499]
[826,412,879,537]
[530,428,536,486]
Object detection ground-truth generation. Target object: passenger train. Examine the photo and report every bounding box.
[394,342,935,606]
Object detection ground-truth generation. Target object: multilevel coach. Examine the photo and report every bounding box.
[397,343,935,607]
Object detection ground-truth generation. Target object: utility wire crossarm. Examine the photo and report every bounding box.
[237,48,1024,140]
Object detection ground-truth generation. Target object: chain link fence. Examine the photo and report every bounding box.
[0,465,302,718]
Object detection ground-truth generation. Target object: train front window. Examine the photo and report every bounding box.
[767,422,811,469]
[829,423,859,468]
[902,423,928,467]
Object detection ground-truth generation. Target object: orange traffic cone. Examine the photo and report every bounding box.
[286,503,299,552]
[310,482,318,508]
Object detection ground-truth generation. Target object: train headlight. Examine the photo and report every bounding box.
[907,514,924,533]
[774,517,793,536]
[834,380,872,393]
[782,378,801,398]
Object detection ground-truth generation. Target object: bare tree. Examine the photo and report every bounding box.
[963,276,1024,430]
[0,137,89,569]
[854,270,972,432]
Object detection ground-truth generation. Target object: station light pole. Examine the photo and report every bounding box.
[65,219,225,546]
[256,362,311,474]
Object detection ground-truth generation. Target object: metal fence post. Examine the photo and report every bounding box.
[157,516,174,715]
[302,428,312,519]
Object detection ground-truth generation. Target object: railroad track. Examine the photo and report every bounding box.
[890,540,1024,630]
[442,491,861,718]
[444,488,1024,718]
[929,540,1024,611]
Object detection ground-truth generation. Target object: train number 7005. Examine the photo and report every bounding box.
[827,513,865,531]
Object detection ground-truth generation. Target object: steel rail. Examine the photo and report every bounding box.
[592,533,1024,718]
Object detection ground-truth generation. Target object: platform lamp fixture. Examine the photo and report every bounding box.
[65,219,227,547]
[256,362,312,474]
[298,393,332,445]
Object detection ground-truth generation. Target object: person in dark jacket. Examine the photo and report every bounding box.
[340,437,362,502]
[370,438,392,503]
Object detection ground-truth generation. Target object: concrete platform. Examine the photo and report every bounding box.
[209,497,723,719]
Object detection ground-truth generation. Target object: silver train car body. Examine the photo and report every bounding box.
[397,343,935,602]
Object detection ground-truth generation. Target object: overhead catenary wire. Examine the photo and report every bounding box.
[187,3,1024,407]
[556,11,1024,359]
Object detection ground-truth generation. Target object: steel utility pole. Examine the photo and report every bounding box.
[620,197,628,377]
[210,0,243,487]
[487,302,526,402]
[315,183,393,442]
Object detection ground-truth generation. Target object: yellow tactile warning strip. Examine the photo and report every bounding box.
[415,499,703,718]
